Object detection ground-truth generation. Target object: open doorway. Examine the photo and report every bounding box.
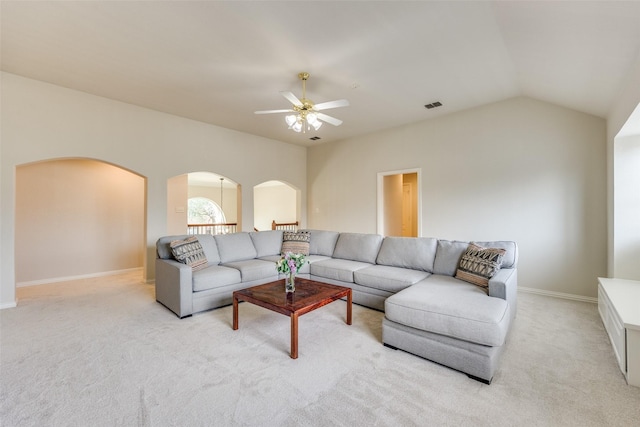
[377,169,421,237]
[15,158,146,286]
[254,181,300,231]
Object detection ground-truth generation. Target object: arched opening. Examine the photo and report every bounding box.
[254,180,300,231]
[167,172,239,235]
[15,158,146,286]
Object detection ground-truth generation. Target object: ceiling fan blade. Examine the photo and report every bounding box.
[313,99,350,111]
[280,91,303,107]
[254,109,295,115]
[317,112,343,126]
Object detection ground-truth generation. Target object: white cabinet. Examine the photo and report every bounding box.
[598,278,640,387]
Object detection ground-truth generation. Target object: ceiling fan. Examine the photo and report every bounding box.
[255,72,349,133]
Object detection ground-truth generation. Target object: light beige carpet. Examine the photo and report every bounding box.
[1,272,639,426]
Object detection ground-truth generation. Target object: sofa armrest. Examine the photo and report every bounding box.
[488,267,518,317]
[155,258,194,318]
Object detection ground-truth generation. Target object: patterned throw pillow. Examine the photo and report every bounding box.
[170,236,208,271]
[455,243,506,291]
[281,231,310,255]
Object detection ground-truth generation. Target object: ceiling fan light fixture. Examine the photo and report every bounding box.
[291,121,303,133]
[307,112,319,125]
[285,114,297,126]
[255,72,348,134]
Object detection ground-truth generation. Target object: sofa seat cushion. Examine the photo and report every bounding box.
[258,255,281,263]
[310,258,372,283]
[293,254,329,274]
[192,265,241,292]
[354,265,430,293]
[221,259,277,282]
[384,275,510,347]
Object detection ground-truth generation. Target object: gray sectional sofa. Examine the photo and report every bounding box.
[155,229,518,384]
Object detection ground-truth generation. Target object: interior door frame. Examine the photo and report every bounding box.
[376,168,422,237]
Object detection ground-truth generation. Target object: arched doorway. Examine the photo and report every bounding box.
[167,172,240,235]
[15,158,146,286]
[253,180,300,231]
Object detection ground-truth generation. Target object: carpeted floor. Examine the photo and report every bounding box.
[1,271,639,426]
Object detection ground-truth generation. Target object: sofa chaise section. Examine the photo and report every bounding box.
[382,239,518,383]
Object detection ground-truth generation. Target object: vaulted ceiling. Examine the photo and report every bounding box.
[2,1,640,146]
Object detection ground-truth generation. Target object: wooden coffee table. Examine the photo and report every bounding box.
[232,278,352,359]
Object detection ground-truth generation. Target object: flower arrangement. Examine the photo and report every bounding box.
[276,252,308,276]
[276,252,308,293]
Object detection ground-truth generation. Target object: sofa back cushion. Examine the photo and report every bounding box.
[332,233,383,264]
[434,239,518,276]
[214,232,258,263]
[156,234,220,264]
[376,237,438,272]
[303,230,340,256]
[433,240,469,276]
[249,230,283,258]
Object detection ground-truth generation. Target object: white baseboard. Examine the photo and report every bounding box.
[16,267,143,288]
[0,301,17,310]
[518,286,597,304]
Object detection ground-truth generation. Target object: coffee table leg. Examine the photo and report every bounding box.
[347,290,352,325]
[290,312,299,359]
[233,295,239,330]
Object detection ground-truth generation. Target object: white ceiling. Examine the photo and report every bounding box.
[2,1,640,147]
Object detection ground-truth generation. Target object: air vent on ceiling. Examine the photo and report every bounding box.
[424,101,443,109]
[309,136,321,141]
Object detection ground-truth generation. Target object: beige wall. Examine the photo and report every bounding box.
[15,159,145,284]
[308,97,607,298]
[1,72,307,307]
[167,174,188,235]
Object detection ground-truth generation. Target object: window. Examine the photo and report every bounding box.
[188,197,225,224]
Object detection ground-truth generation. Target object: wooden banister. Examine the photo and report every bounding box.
[272,220,299,231]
